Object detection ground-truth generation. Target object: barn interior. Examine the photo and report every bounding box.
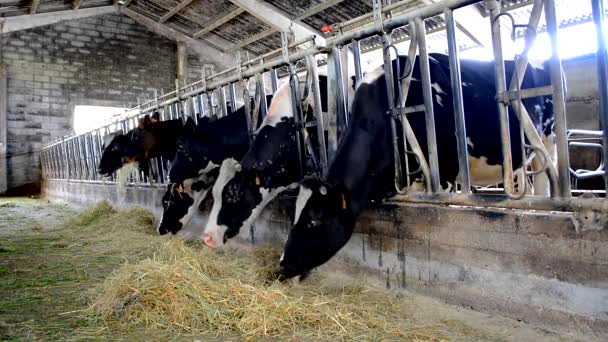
[1,0,608,340]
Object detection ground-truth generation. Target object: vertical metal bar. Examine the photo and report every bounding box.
[592,0,608,191]
[270,69,279,93]
[332,47,349,134]
[326,50,339,162]
[487,0,515,195]
[545,0,571,197]
[88,133,97,181]
[79,135,89,180]
[352,40,363,83]
[64,138,71,180]
[307,54,328,176]
[201,94,208,117]
[218,86,228,117]
[381,32,404,193]
[256,73,268,118]
[445,9,471,194]
[415,17,441,193]
[229,83,237,114]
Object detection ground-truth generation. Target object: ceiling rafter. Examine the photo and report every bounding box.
[1,6,115,34]
[228,0,344,52]
[193,8,245,38]
[159,0,196,23]
[227,0,326,46]
[118,6,236,69]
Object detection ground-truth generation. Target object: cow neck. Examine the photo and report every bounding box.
[198,109,250,164]
[323,76,393,216]
[240,117,300,189]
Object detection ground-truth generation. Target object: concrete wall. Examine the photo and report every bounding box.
[43,179,608,338]
[0,14,209,194]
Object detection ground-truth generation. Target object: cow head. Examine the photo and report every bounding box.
[201,158,267,248]
[279,178,355,281]
[169,117,215,183]
[157,182,194,235]
[97,112,160,176]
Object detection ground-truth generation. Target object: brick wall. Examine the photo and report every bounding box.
[0,13,186,193]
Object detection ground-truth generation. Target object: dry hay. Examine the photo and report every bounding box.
[87,240,455,340]
[116,162,139,191]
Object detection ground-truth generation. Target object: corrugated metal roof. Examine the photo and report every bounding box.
[0,0,599,61]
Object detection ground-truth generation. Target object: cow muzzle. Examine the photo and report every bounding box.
[201,228,227,248]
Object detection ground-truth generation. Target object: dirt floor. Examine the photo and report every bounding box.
[0,197,592,341]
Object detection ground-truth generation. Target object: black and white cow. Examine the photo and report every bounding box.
[157,96,272,235]
[201,73,355,248]
[278,53,556,280]
[97,111,187,178]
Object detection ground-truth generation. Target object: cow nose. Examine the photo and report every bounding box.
[202,233,217,248]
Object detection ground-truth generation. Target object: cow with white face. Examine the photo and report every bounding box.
[157,97,270,235]
[279,53,557,280]
[200,70,358,248]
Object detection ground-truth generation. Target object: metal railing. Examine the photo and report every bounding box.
[40,0,608,212]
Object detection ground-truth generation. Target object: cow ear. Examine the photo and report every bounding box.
[151,111,160,122]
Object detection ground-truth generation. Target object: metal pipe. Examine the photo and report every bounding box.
[270,69,279,93]
[256,73,268,118]
[229,83,237,114]
[306,54,329,176]
[592,0,608,191]
[415,17,441,193]
[326,49,340,161]
[351,40,363,83]
[332,47,349,135]
[393,191,608,213]
[544,0,571,197]
[219,86,228,117]
[488,0,515,195]
[445,9,471,193]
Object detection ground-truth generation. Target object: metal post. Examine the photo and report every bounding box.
[544,0,571,197]
[445,9,471,194]
[306,54,329,176]
[218,86,228,117]
[487,0,515,195]
[256,72,268,118]
[332,47,349,134]
[326,49,339,161]
[270,69,279,93]
[415,17,441,193]
[352,40,363,83]
[592,0,608,191]
[229,83,237,114]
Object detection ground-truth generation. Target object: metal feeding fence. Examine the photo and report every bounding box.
[40,0,608,213]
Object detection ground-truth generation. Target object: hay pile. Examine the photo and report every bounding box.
[87,242,450,340]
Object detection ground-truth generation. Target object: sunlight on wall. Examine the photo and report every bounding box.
[73,105,129,135]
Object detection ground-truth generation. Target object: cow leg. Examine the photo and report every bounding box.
[533,132,556,196]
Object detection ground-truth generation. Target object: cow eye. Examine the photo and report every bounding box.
[112,145,120,152]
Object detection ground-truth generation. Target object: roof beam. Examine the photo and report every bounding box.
[29,0,40,14]
[118,6,235,69]
[294,0,345,21]
[226,0,342,52]
[227,0,325,46]
[193,8,245,38]
[120,0,134,8]
[420,0,489,48]
[159,0,196,23]
[228,28,276,51]
[1,6,115,34]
